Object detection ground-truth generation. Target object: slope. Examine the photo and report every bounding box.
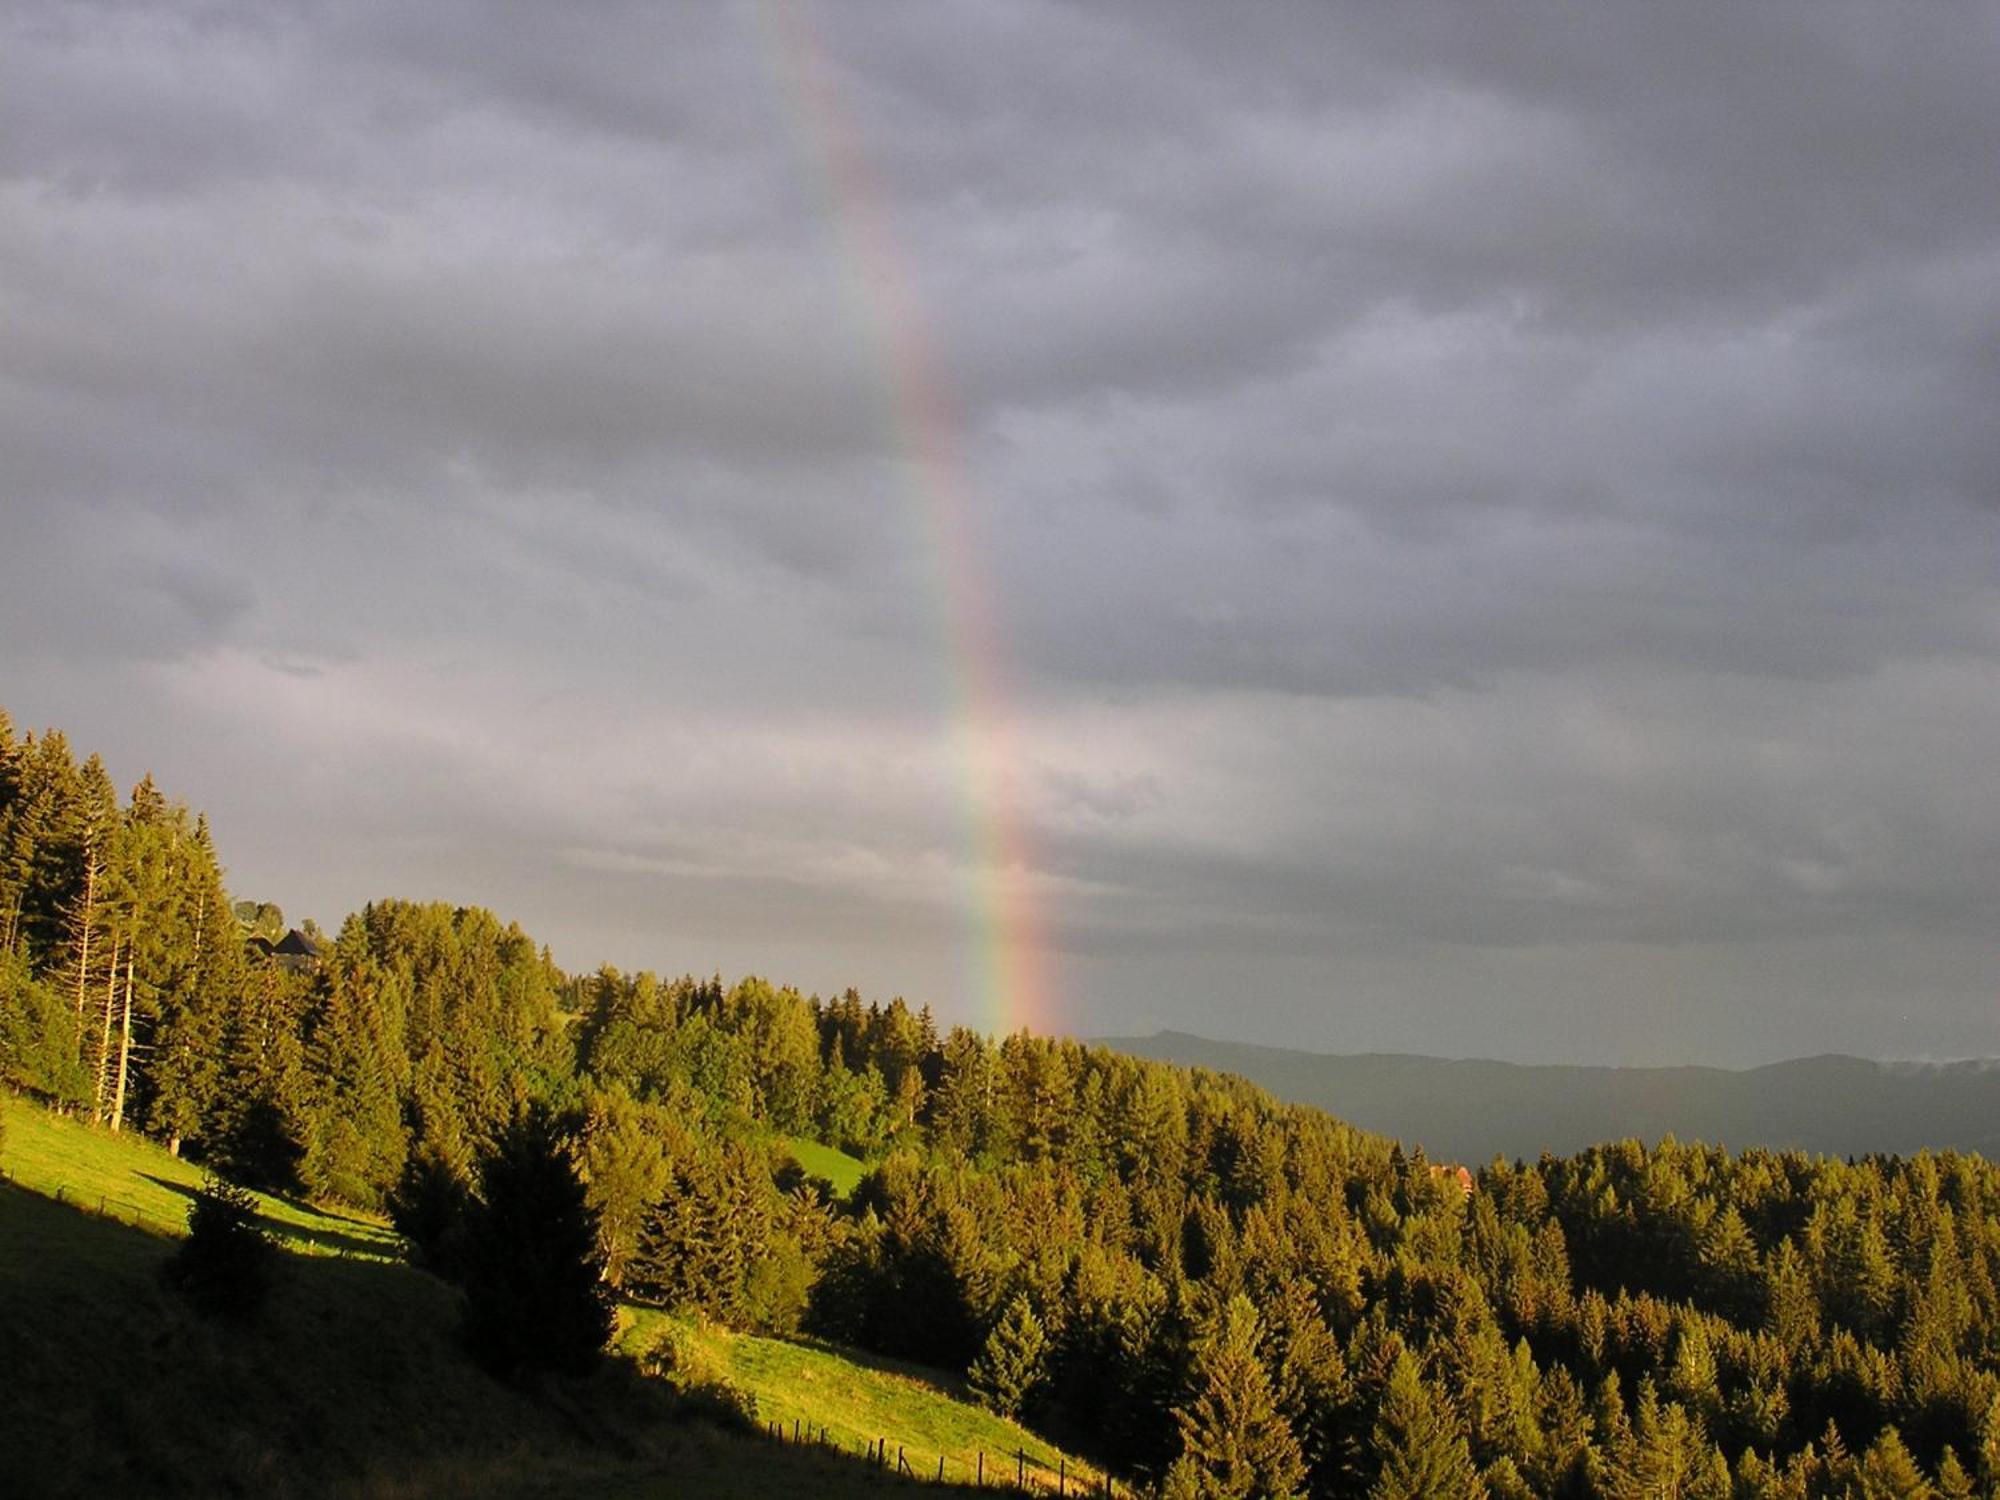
[0,1091,1101,1496]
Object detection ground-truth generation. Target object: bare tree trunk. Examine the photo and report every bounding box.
[94,934,120,1118]
[111,945,135,1133]
[72,855,98,1017]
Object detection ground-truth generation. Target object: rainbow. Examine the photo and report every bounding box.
[751,0,1052,1038]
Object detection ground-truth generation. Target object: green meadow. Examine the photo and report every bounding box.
[0,1088,400,1257]
[625,1308,1111,1492]
[782,1133,870,1199]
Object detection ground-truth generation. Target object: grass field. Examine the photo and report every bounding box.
[0,1089,401,1257]
[783,1134,870,1199]
[625,1309,1112,1493]
[0,1090,1112,1497]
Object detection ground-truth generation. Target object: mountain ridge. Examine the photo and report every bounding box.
[1095,1030,2000,1163]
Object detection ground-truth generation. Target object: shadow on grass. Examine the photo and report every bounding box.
[140,1173,393,1260]
[2,1180,991,1497]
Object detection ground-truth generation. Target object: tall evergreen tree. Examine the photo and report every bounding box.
[1851,1427,1935,1499]
[1369,1351,1485,1500]
[460,1107,613,1378]
[969,1293,1048,1418]
[1164,1295,1307,1500]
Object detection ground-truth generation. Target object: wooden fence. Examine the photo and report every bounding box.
[46,1182,174,1233]
[761,1416,1120,1495]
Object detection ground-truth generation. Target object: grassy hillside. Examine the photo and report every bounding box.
[627,1309,1109,1492]
[0,1090,401,1257]
[782,1135,868,1199]
[0,1091,1105,1497]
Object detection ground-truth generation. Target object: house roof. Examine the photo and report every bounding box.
[273,928,323,959]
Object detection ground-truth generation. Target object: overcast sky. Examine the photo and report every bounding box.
[5,1,1998,1064]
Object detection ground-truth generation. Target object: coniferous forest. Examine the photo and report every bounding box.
[6,706,2000,1499]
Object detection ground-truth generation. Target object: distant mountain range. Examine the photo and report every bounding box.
[1096,1031,2000,1164]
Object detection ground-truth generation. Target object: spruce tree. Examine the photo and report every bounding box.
[1978,1389,2000,1497]
[1935,1448,1974,1500]
[969,1294,1048,1418]
[1168,1294,1307,1500]
[1369,1350,1485,1500]
[1852,1427,1934,1499]
[165,1174,275,1319]
[389,1147,474,1278]
[460,1107,613,1378]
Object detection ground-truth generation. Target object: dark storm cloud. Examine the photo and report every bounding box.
[2,0,1996,1061]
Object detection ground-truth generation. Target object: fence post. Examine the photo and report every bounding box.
[1059,1457,1066,1495]
[978,1451,984,1486]
[898,1445,909,1476]
[938,1455,946,1483]
[1017,1449,1024,1490]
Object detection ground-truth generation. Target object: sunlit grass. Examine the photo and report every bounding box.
[622,1306,1115,1493]
[0,1087,399,1258]
[782,1134,868,1199]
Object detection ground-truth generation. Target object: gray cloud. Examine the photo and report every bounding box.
[3,0,1997,1063]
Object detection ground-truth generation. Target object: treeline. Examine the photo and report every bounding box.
[0,711,237,1148]
[5,707,2000,1498]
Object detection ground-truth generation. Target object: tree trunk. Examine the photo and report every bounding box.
[94,934,120,1118]
[68,856,100,1081]
[72,855,98,1017]
[111,945,135,1133]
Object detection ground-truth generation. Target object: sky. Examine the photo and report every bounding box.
[4,1,1998,1065]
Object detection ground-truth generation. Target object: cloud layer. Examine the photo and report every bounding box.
[5,0,1997,1062]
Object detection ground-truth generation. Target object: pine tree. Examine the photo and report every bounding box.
[389,1147,474,1278]
[460,1107,613,1378]
[209,963,310,1190]
[1934,1447,1974,1500]
[1852,1426,1934,1499]
[298,928,409,1206]
[1602,1379,1726,1500]
[969,1293,1048,1418]
[1,731,84,963]
[1975,1390,2000,1498]
[1767,1238,1821,1349]
[1666,1321,1721,1423]
[0,949,89,1102]
[165,1174,275,1319]
[147,812,239,1153]
[1533,1366,1595,1499]
[1164,1295,1307,1500]
[54,756,117,1081]
[1264,1276,1362,1494]
[578,1091,672,1286]
[1697,1204,1762,1322]
[1369,1350,1485,1500]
